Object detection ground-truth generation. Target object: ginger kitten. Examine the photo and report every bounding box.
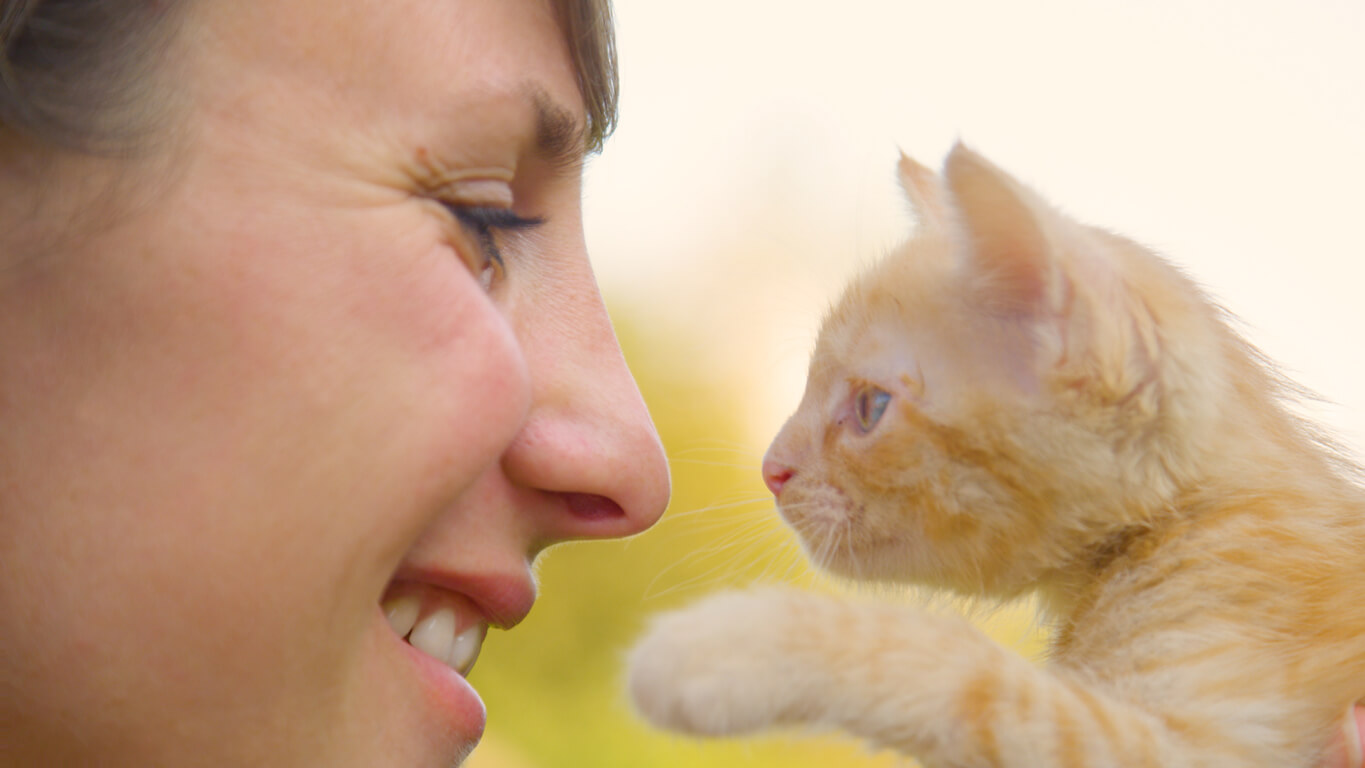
[629,145,1365,767]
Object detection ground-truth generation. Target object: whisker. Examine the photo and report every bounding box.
[655,495,772,522]
[669,439,760,456]
[641,512,789,601]
[752,526,806,585]
[669,457,764,471]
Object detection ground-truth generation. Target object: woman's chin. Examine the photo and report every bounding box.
[361,610,488,765]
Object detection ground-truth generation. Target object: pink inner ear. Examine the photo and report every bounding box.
[897,151,951,232]
[944,145,1059,318]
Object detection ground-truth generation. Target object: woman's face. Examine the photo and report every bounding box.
[0,0,668,765]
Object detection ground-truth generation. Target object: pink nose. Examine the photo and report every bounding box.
[762,458,795,497]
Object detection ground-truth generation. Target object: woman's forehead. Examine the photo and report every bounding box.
[193,0,583,113]
[182,0,588,167]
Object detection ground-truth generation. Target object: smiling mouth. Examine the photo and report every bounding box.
[382,588,488,677]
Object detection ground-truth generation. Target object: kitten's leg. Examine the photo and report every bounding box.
[628,588,1271,768]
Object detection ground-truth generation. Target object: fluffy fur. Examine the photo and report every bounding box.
[628,145,1365,767]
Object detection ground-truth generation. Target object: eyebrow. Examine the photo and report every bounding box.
[527,86,590,174]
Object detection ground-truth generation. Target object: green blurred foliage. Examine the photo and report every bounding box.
[466,305,1042,768]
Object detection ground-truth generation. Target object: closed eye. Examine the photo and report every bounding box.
[443,204,544,279]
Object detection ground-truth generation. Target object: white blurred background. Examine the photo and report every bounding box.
[588,0,1365,457]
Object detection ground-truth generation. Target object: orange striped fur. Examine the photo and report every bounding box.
[629,145,1365,767]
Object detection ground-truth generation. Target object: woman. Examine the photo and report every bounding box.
[0,0,667,765]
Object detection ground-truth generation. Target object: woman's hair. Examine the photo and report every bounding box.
[0,0,184,153]
[1,0,621,155]
[554,0,619,153]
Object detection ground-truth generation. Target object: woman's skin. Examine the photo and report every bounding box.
[0,0,668,765]
[1327,707,1365,768]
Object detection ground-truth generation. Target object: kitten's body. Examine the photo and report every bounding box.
[629,146,1365,767]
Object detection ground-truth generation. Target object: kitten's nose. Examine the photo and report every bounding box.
[762,458,795,497]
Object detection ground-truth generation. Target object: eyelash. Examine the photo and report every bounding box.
[445,204,544,275]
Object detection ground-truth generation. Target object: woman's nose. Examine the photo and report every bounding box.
[500,271,669,545]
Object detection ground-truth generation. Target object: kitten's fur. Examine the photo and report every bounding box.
[629,145,1365,767]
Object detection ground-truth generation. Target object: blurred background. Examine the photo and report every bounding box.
[469,1,1365,765]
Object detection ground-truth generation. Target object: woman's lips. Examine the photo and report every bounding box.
[387,566,539,630]
[375,570,537,748]
[376,587,489,745]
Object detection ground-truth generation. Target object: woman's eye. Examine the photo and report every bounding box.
[853,386,892,433]
[443,204,544,285]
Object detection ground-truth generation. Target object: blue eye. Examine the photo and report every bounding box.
[444,204,544,276]
[854,386,892,433]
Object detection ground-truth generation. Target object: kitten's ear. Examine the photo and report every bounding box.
[944,143,1064,317]
[944,146,1156,396]
[897,150,951,232]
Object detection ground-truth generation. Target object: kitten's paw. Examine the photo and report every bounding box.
[626,588,817,737]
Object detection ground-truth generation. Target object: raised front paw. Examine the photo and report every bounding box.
[626,588,818,737]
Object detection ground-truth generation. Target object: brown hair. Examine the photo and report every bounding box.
[0,0,185,153]
[554,0,619,153]
[0,0,621,155]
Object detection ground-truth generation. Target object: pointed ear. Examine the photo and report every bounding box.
[943,143,1064,317]
[896,150,951,232]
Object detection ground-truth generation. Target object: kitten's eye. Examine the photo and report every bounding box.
[854,386,892,433]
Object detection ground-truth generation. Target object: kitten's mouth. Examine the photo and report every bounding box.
[381,583,488,676]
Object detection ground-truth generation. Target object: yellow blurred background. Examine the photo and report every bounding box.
[469,1,1365,765]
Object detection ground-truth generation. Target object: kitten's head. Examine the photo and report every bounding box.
[764,144,1234,596]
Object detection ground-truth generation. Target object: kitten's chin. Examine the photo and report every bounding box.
[806,550,914,586]
[778,494,921,582]
[801,532,970,590]
[795,530,905,583]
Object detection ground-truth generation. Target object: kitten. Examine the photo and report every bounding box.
[628,145,1365,767]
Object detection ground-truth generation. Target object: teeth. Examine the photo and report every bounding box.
[383,595,421,638]
[409,608,457,666]
[387,600,487,677]
[448,624,483,675]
